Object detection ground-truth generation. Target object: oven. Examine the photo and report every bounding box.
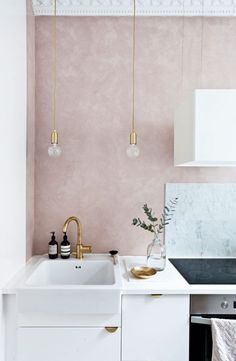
[190,295,236,361]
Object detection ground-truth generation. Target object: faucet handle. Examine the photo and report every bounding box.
[82,245,92,253]
[76,244,92,259]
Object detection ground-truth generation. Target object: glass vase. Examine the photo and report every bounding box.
[147,235,166,271]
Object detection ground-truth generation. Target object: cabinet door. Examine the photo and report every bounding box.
[17,327,120,361]
[122,295,189,361]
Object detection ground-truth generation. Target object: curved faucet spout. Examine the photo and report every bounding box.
[62,216,91,259]
[63,216,82,244]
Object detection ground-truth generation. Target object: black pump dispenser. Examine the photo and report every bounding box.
[48,231,58,259]
[60,232,71,259]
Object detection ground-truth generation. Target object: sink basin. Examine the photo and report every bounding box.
[14,255,122,315]
[26,259,115,286]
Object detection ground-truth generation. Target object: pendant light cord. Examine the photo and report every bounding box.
[52,0,57,131]
[131,0,136,133]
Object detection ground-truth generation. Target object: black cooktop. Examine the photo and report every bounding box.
[169,258,236,285]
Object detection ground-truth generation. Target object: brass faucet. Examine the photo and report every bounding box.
[63,216,92,259]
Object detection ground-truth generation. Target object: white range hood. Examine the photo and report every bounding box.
[174,89,236,167]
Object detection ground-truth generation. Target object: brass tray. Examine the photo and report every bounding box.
[131,266,157,279]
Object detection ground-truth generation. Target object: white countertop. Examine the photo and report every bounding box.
[121,257,188,294]
[121,257,236,294]
[3,255,236,295]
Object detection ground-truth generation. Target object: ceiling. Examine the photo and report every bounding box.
[32,0,236,17]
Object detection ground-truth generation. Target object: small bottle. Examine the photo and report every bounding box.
[61,232,71,259]
[48,232,58,259]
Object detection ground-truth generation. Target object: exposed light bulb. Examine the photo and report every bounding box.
[126,143,140,158]
[48,143,62,158]
[127,131,140,158]
[48,130,61,158]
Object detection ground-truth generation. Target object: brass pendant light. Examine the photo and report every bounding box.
[48,0,62,158]
[126,0,140,158]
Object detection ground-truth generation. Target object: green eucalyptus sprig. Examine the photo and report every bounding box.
[132,197,178,236]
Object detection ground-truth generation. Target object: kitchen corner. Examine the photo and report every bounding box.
[3,0,236,360]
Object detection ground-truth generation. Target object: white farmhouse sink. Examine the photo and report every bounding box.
[26,259,115,286]
[13,255,122,315]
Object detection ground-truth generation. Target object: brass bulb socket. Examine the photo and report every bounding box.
[130,131,137,145]
[51,130,58,144]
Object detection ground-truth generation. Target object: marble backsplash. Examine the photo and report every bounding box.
[165,183,236,258]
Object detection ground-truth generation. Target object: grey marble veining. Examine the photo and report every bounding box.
[165,184,236,257]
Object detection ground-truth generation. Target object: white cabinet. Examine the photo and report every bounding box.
[5,295,121,361]
[174,89,236,166]
[17,327,120,361]
[6,290,190,361]
[122,294,189,361]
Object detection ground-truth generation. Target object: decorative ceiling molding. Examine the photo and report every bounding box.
[32,0,236,17]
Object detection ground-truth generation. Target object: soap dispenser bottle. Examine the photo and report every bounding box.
[61,232,71,259]
[48,232,58,259]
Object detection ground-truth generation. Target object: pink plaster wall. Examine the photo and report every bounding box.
[26,0,35,260]
[35,16,236,255]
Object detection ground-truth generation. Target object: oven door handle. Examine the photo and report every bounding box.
[191,316,211,326]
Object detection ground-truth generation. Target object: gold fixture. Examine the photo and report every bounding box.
[131,266,157,279]
[151,294,163,298]
[131,0,137,142]
[126,0,140,158]
[51,129,59,144]
[48,0,62,158]
[105,327,118,333]
[130,131,137,145]
[62,216,92,259]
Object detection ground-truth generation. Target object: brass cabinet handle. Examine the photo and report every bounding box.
[105,327,118,333]
[151,294,163,297]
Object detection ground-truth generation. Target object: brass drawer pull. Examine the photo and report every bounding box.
[105,327,118,333]
[151,294,163,297]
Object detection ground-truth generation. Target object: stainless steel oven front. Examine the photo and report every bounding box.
[190,295,236,361]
